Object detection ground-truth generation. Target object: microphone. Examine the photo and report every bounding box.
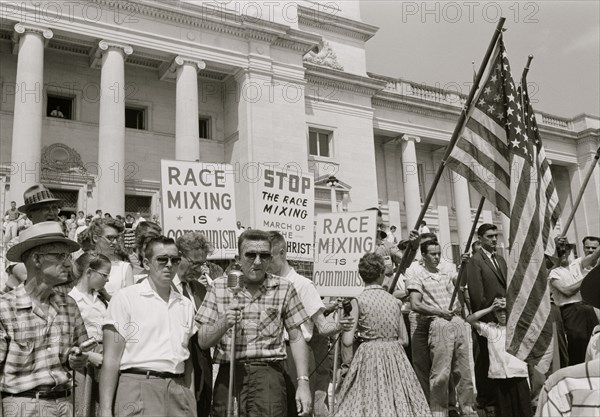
[227,269,245,296]
[69,337,98,356]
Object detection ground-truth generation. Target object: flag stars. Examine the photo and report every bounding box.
[507,107,514,116]
[488,104,496,113]
[511,138,520,148]
[508,93,515,102]
[484,86,492,95]
[491,74,498,83]
[478,98,485,106]
[515,126,522,135]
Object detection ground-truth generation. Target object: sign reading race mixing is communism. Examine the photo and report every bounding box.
[160,160,237,259]
[256,166,314,262]
[313,210,377,297]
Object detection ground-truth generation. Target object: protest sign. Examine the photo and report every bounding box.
[160,160,237,259]
[256,166,314,262]
[313,211,377,297]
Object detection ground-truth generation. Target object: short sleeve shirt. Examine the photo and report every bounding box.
[477,322,528,378]
[195,273,309,364]
[285,268,325,341]
[0,284,89,393]
[406,263,456,315]
[104,279,195,374]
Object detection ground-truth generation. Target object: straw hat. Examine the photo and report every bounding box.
[18,184,62,213]
[6,221,80,262]
[581,263,600,309]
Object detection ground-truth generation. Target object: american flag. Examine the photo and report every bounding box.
[446,39,511,216]
[447,36,554,366]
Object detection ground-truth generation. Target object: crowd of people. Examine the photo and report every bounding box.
[0,185,599,417]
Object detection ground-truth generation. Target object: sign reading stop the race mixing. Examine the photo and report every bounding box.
[313,211,377,297]
[256,166,314,262]
[160,160,237,259]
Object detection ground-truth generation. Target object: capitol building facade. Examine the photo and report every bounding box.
[1,0,598,261]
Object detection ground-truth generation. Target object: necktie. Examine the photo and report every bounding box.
[491,254,501,273]
[181,283,191,300]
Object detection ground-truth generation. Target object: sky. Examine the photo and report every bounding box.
[359,1,600,118]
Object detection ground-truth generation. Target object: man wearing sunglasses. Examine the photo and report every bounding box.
[1,222,88,417]
[175,232,224,417]
[197,229,312,417]
[100,236,197,417]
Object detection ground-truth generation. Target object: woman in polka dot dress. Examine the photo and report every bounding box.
[333,252,431,417]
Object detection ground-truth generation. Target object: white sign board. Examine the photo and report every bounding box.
[256,166,314,262]
[160,160,238,259]
[313,211,377,297]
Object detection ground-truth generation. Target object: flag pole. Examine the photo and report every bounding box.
[522,54,534,80]
[389,17,506,294]
[560,146,600,237]
[448,196,485,309]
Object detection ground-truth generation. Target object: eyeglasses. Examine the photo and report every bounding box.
[37,252,71,263]
[181,253,206,271]
[244,252,272,261]
[90,269,110,278]
[102,235,121,244]
[30,205,61,214]
[153,255,182,267]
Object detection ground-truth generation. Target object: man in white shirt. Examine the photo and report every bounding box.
[99,236,196,417]
[267,231,353,416]
[549,237,600,365]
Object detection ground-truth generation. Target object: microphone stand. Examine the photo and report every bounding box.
[227,297,238,417]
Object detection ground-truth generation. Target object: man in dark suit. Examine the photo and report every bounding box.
[466,223,507,412]
[175,232,224,417]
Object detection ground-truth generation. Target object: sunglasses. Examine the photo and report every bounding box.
[102,235,121,243]
[153,255,182,266]
[244,252,272,261]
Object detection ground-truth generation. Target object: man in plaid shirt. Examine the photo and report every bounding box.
[0,222,89,417]
[196,229,312,417]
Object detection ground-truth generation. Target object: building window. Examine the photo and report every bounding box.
[199,117,211,139]
[309,129,331,157]
[125,195,152,217]
[47,95,73,120]
[125,107,145,130]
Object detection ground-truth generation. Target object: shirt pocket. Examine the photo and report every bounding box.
[259,308,281,338]
[10,327,36,372]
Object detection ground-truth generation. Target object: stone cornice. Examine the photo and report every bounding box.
[91,0,320,54]
[297,5,378,41]
[372,94,462,121]
[304,63,386,96]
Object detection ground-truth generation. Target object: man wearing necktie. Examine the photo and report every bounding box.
[175,232,224,417]
[466,223,507,413]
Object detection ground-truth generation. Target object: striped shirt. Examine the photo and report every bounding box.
[0,284,89,393]
[195,274,308,364]
[406,263,457,315]
[536,359,600,417]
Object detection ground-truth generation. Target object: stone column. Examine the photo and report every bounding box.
[401,135,421,231]
[95,41,132,215]
[9,24,52,203]
[175,56,206,160]
[452,174,472,250]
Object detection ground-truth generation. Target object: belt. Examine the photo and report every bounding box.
[1,389,72,399]
[224,361,284,371]
[121,368,184,379]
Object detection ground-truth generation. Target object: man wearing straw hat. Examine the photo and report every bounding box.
[18,185,62,226]
[0,222,89,417]
[536,262,600,416]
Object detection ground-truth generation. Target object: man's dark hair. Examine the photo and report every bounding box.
[477,223,497,238]
[420,232,437,243]
[238,229,270,255]
[582,236,600,246]
[144,236,175,260]
[420,220,426,226]
[420,240,439,255]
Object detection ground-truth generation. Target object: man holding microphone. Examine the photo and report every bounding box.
[196,229,312,417]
